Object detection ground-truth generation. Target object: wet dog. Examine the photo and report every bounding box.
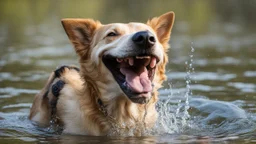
[29,12,175,136]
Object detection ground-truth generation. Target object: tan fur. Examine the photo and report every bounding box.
[29,12,175,136]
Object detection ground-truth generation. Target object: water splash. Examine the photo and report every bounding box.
[153,43,195,134]
[182,43,195,125]
[154,84,179,134]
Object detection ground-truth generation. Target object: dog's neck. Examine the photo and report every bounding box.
[96,95,152,136]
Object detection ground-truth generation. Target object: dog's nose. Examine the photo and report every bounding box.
[132,31,156,48]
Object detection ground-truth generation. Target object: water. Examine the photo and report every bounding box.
[1,0,256,143]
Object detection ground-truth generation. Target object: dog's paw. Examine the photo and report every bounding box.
[53,65,83,89]
[51,80,65,97]
[54,65,80,78]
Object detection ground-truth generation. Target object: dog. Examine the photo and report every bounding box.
[29,11,175,136]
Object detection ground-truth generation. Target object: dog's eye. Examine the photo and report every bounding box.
[107,32,117,37]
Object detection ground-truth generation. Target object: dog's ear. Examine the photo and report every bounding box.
[147,12,175,84]
[147,12,175,45]
[61,19,101,58]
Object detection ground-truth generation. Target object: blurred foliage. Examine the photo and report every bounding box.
[0,0,255,48]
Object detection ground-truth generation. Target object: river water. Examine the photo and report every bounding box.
[0,0,256,143]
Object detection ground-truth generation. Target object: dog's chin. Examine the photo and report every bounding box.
[127,93,151,104]
[102,54,159,104]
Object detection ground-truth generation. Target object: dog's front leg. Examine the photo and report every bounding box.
[29,72,56,126]
[29,66,83,128]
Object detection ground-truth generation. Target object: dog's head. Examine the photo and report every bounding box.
[62,12,175,104]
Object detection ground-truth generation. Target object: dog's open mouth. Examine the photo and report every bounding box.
[103,55,159,104]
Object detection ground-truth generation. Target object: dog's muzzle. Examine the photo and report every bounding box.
[103,31,159,104]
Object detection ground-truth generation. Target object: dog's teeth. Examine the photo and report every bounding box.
[145,58,151,66]
[117,58,123,63]
[128,57,134,66]
[136,56,150,59]
[150,57,157,68]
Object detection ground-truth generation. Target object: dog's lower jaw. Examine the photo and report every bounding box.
[127,92,152,104]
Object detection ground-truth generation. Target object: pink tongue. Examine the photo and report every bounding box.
[120,67,152,93]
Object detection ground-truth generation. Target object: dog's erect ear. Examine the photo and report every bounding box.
[61,19,101,58]
[147,12,175,45]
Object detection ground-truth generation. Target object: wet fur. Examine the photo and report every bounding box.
[29,12,175,136]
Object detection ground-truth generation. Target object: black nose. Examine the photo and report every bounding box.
[132,31,156,48]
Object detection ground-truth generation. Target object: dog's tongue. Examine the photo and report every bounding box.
[120,67,152,93]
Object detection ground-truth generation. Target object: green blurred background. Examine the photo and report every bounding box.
[1,0,256,48]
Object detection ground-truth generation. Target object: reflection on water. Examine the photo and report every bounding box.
[0,0,256,143]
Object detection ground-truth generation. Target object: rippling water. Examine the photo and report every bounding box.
[1,0,256,143]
